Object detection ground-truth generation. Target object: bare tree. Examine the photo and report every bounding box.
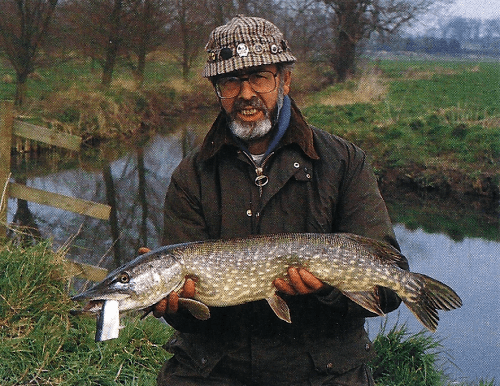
[0,0,58,105]
[100,0,126,88]
[58,0,124,79]
[317,0,451,81]
[60,0,166,89]
[123,0,170,88]
[166,0,212,80]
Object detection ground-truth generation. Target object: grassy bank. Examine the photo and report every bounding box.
[0,241,495,385]
[302,60,500,199]
[0,241,170,385]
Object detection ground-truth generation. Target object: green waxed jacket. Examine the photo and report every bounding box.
[160,99,409,384]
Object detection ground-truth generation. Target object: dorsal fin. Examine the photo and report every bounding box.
[341,233,406,266]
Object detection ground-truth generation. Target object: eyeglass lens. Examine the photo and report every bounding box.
[216,71,277,98]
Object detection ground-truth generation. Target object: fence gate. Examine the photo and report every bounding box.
[0,100,109,281]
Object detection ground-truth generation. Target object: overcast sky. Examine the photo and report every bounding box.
[448,0,500,19]
[405,0,500,34]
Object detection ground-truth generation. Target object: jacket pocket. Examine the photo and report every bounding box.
[165,332,225,378]
[307,332,375,376]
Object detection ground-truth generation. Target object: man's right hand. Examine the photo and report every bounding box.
[152,277,196,318]
[138,247,196,318]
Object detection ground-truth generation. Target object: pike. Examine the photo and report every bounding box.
[72,233,462,341]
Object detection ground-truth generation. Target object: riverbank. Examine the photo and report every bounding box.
[4,57,499,207]
[300,59,499,207]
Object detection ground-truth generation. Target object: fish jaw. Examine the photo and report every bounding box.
[71,249,185,313]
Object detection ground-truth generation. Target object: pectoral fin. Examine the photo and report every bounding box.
[178,298,211,320]
[342,288,385,316]
[266,293,292,323]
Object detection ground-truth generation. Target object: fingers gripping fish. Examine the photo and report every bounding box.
[72,233,462,341]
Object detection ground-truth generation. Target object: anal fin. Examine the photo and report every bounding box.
[342,288,385,316]
[266,293,292,323]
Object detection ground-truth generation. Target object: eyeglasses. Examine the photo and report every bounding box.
[215,71,278,99]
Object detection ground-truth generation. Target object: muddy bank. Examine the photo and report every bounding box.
[379,164,499,199]
[378,165,499,241]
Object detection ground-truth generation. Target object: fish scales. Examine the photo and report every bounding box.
[178,233,405,304]
[72,233,462,340]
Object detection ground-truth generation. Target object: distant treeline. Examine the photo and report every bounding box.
[370,36,500,56]
[369,17,500,57]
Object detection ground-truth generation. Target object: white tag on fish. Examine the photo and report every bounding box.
[95,300,120,342]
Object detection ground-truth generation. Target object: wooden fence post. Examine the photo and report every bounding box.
[0,101,14,238]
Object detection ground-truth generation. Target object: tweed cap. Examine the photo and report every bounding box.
[202,15,296,78]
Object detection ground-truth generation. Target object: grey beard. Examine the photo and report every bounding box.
[228,84,285,142]
[229,118,273,141]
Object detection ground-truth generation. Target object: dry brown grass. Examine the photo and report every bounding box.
[319,70,388,106]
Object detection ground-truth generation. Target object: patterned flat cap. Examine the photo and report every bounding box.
[202,15,296,78]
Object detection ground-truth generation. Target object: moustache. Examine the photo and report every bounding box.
[230,97,268,118]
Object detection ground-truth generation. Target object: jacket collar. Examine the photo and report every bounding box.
[198,98,319,161]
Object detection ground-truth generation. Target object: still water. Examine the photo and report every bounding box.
[7,134,499,383]
[367,225,499,383]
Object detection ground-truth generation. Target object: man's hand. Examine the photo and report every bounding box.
[152,278,196,317]
[138,247,196,318]
[273,267,325,295]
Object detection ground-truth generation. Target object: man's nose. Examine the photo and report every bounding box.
[238,78,256,99]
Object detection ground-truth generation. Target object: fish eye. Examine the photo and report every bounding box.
[118,272,130,283]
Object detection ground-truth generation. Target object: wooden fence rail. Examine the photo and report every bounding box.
[1,100,110,281]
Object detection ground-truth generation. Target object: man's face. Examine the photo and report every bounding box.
[215,64,291,142]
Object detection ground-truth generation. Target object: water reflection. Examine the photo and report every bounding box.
[368,225,500,383]
[7,133,500,383]
[8,134,184,267]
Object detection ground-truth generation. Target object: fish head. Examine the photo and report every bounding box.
[71,248,184,313]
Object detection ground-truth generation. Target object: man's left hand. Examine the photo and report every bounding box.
[273,267,325,295]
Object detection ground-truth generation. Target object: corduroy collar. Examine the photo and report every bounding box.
[198,97,319,162]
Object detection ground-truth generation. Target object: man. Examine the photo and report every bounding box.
[154,15,408,386]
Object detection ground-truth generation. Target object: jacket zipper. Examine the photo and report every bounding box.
[242,151,274,197]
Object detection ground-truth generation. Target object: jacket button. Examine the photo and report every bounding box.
[246,209,252,217]
[326,362,333,370]
[201,357,207,365]
[293,162,300,168]
[365,343,371,351]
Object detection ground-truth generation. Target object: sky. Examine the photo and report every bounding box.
[447,0,500,20]
[404,0,500,35]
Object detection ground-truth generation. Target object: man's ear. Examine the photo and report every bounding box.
[283,71,292,95]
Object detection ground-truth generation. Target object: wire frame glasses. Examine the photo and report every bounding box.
[215,71,278,99]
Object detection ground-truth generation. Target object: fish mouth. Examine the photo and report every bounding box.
[70,292,130,315]
[70,299,105,316]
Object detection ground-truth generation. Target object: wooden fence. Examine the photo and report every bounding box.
[0,100,109,282]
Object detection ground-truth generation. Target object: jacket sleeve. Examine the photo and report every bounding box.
[162,154,210,246]
[328,140,409,317]
[161,155,217,331]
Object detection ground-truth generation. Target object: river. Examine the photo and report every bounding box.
[7,133,499,384]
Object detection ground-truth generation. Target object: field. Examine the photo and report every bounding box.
[302,60,500,198]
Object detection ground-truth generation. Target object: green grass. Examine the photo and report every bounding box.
[303,60,500,179]
[0,241,170,385]
[370,323,496,386]
[371,323,444,386]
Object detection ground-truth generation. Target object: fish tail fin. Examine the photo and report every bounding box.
[403,273,462,332]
